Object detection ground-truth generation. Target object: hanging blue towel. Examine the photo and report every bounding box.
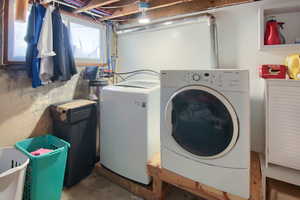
[25,3,46,88]
[52,9,77,82]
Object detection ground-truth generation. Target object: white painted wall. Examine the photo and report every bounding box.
[117,16,216,74]
[117,0,300,153]
[213,0,300,152]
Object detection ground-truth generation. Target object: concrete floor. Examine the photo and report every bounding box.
[61,171,205,200]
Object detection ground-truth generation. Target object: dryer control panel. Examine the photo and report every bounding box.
[161,70,249,91]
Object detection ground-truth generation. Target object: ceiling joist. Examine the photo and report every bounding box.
[122,0,256,24]
[100,0,193,21]
[74,0,121,14]
[71,0,257,21]
[213,0,256,8]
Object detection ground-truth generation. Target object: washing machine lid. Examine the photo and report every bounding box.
[165,85,239,159]
[116,80,159,89]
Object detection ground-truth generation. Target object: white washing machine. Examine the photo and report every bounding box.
[100,80,160,185]
[160,69,250,198]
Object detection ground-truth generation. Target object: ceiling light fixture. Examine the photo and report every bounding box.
[138,2,150,24]
[139,12,150,24]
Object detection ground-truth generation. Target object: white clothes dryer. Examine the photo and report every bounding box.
[160,69,250,198]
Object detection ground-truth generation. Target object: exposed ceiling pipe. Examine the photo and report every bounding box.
[41,0,104,18]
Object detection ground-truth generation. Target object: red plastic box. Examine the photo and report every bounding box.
[259,65,287,79]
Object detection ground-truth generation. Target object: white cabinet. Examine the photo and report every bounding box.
[265,80,300,170]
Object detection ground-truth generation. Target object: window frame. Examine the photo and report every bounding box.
[3,0,23,65]
[63,15,104,65]
[2,0,105,66]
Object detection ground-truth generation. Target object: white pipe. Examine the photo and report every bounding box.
[116,15,213,34]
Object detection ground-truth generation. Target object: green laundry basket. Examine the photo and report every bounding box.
[15,134,70,200]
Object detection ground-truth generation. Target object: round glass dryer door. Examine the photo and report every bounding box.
[165,86,239,159]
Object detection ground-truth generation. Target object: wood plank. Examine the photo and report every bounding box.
[100,0,193,21]
[152,175,165,200]
[121,0,255,24]
[213,0,256,7]
[94,151,261,200]
[15,0,29,22]
[95,163,158,200]
[147,153,166,200]
[147,152,161,175]
[267,178,300,200]
[159,168,245,200]
[74,0,120,13]
[251,152,262,200]
[147,151,262,200]
[134,0,211,23]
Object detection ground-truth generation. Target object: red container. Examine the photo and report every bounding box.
[265,20,281,45]
[259,65,286,79]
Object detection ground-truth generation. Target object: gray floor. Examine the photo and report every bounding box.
[61,171,205,200]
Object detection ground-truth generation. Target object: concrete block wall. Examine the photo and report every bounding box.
[0,1,89,146]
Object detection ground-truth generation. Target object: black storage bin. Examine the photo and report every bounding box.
[50,99,97,187]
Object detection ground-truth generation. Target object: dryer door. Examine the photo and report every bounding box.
[165,85,239,159]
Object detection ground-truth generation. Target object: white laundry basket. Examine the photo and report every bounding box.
[0,147,29,200]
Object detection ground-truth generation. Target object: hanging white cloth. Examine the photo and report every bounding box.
[37,5,56,84]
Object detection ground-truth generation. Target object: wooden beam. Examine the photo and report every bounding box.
[74,0,120,14]
[212,0,256,7]
[123,0,211,24]
[122,0,255,24]
[15,0,29,22]
[100,0,193,21]
[95,163,159,200]
[101,3,139,21]
[251,151,262,200]
[147,151,262,200]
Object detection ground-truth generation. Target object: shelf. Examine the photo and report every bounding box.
[258,2,300,51]
[260,43,300,51]
[264,6,300,16]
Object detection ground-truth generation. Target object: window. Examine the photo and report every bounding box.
[12,20,28,60]
[70,22,101,62]
[4,0,29,63]
[3,0,106,65]
[64,15,107,64]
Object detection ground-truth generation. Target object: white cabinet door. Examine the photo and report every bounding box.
[267,80,300,170]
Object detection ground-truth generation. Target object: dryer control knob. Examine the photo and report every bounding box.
[192,73,201,81]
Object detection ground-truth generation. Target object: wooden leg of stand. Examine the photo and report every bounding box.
[153,176,164,200]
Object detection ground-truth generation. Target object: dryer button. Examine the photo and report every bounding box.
[192,73,201,81]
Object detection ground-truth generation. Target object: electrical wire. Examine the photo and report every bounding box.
[114,69,160,75]
[121,72,160,82]
[113,69,160,83]
[115,74,125,81]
